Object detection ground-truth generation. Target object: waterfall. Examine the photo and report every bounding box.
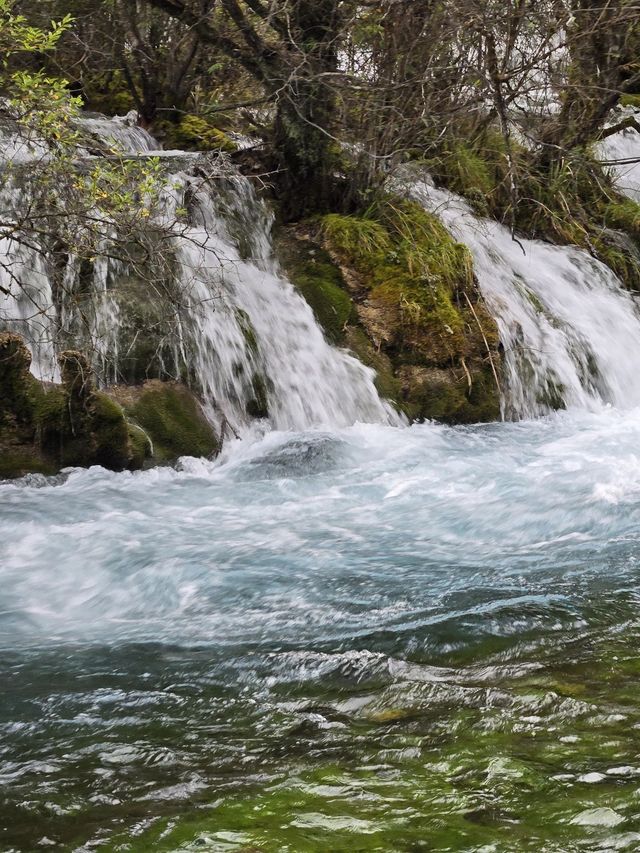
[402,168,640,419]
[598,106,640,203]
[0,113,397,432]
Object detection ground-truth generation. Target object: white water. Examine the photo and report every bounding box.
[598,107,640,202]
[159,170,397,431]
[3,109,640,429]
[0,115,395,432]
[3,407,640,647]
[403,170,640,419]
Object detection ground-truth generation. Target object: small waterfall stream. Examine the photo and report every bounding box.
[2,109,640,429]
[0,114,396,431]
[402,155,640,419]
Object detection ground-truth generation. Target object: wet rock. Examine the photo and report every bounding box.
[0,333,154,478]
[276,214,503,425]
[107,380,219,463]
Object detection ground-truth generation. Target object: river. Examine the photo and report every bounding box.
[3,410,640,851]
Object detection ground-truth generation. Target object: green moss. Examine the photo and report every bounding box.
[317,199,501,422]
[620,94,640,108]
[275,212,501,425]
[344,327,402,407]
[0,447,56,479]
[127,423,153,469]
[397,364,500,424]
[320,199,484,366]
[278,235,355,344]
[320,215,391,266]
[89,393,132,471]
[235,309,260,354]
[126,381,218,462]
[159,114,236,153]
[0,335,146,478]
[603,199,640,239]
[246,373,270,419]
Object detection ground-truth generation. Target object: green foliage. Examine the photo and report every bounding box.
[320,214,391,264]
[1,0,167,265]
[0,0,72,57]
[604,199,640,239]
[160,114,236,153]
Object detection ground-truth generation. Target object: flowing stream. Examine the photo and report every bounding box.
[401,171,640,419]
[0,114,394,432]
[3,114,640,852]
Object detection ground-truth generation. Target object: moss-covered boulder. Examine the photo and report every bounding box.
[275,230,357,343]
[107,380,219,463]
[0,335,141,478]
[277,199,502,424]
[157,114,236,153]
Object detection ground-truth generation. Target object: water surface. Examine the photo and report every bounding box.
[3,410,640,851]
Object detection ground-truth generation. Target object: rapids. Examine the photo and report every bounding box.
[3,409,640,851]
[3,110,640,851]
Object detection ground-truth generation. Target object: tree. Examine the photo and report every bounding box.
[0,0,177,374]
[141,0,350,219]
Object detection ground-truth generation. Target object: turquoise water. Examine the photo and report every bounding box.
[3,411,640,851]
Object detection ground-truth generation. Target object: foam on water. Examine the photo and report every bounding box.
[2,407,640,650]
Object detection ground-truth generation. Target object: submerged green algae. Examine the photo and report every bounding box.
[8,601,640,853]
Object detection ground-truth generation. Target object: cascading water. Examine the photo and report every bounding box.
[598,106,640,202]
[400,167,640,419]
[5,114,640,852]
[0,113,396,432]
[160,168,397,430]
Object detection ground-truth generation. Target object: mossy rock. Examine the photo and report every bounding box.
[275,212,501,425]
[275,230,356,343]
[0,444,58,480]
[398,364,501,424]
[158,114,236,154]
[246,373,270,420]
[344,326,402,406]
[89,392,133,470]
[0,335,141,478]
[128,423,153,469]
[111,380,219,462]
[316,198,502,423]
[319,198,483,365]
